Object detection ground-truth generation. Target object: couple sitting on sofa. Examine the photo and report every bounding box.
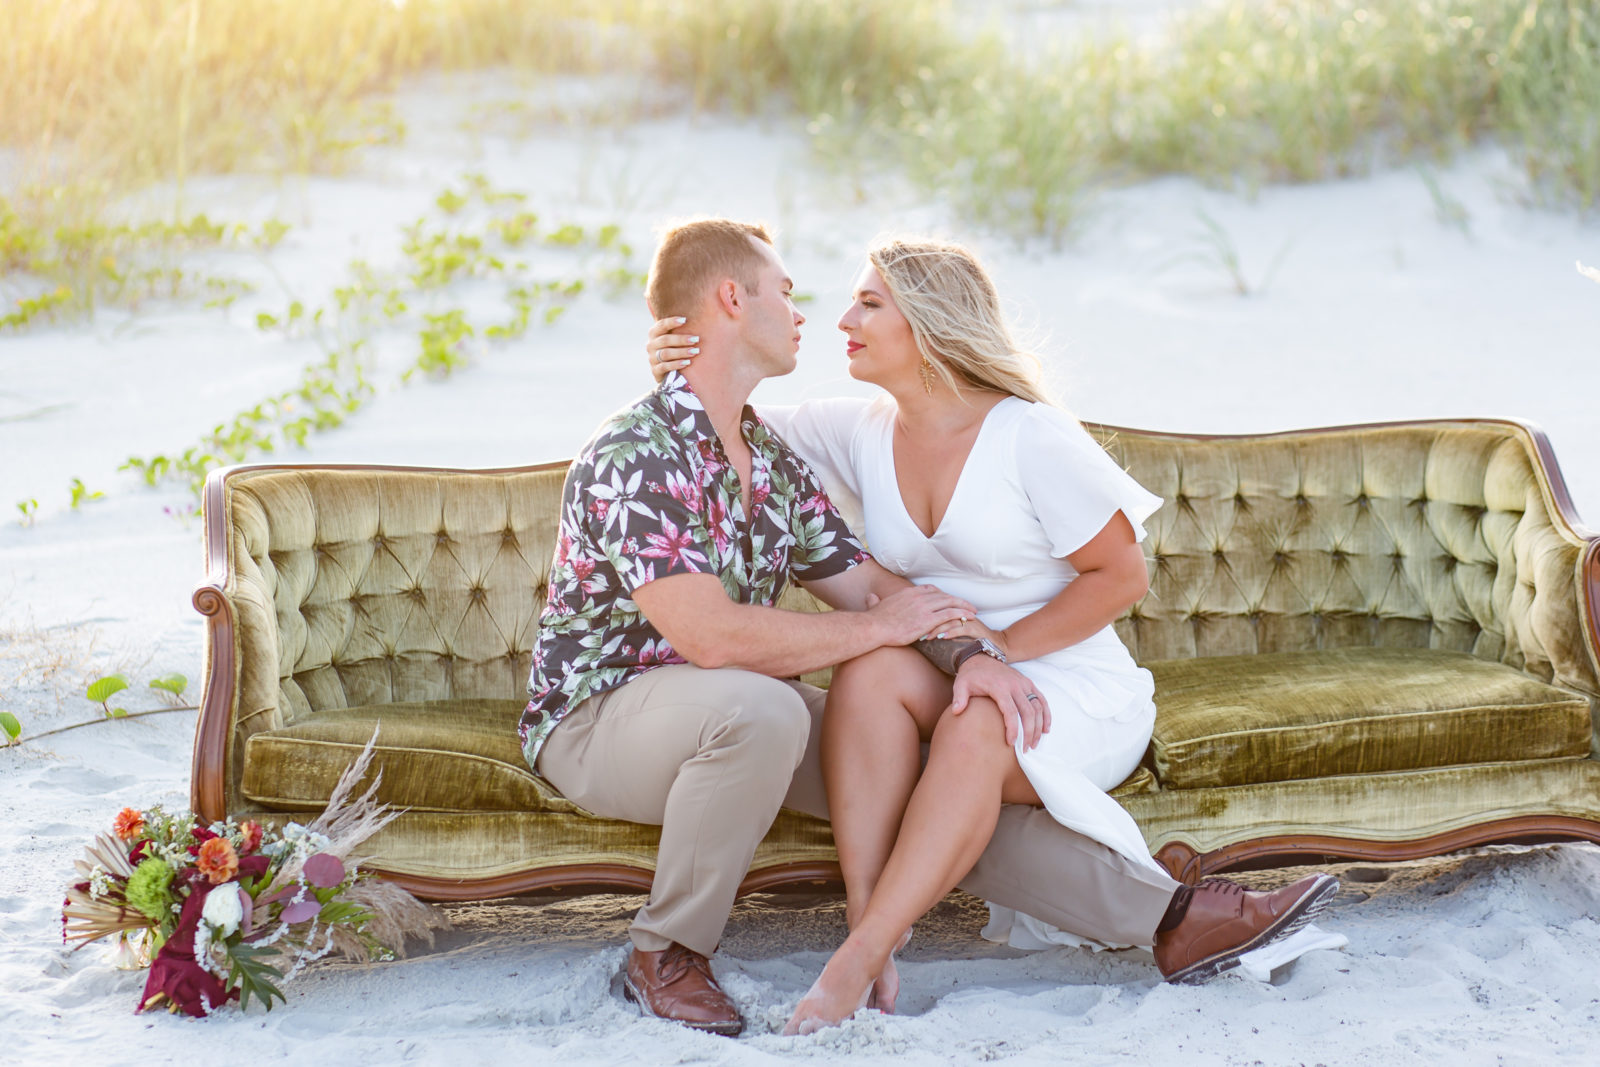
[518,218,1339,1037]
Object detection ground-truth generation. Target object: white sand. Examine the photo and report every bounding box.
[4,43,1600,1067]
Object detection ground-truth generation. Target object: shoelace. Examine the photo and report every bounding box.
[657,943,713,986]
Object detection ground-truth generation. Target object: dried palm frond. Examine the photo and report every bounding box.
[63,832,151,948]
[62,893,151,948]
[74,831,137,881]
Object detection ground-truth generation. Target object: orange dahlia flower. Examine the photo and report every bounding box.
[113,808,146,841]
[196,837,239,884]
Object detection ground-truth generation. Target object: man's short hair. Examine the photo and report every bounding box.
[645,218,773,319]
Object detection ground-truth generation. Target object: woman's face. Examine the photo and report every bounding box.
[837,264,919,389]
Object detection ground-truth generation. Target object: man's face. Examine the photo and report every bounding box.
[739,237,806,378]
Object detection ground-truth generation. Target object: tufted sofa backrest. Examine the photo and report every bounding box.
[217,421,1599,768]
[1099,422,1598,699]
[225,467,566,739]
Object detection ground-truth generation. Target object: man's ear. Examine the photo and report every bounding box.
[713,278,742,318]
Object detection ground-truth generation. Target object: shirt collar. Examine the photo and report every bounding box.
[657,370,764,451]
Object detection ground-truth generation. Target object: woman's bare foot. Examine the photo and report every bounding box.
[865,927,913,1014]
[783,939,881,1036]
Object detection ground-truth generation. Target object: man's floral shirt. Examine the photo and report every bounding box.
[520,372,869,771]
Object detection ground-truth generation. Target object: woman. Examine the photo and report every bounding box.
[649,239,1193,1033]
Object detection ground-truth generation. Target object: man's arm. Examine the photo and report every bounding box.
[630,569,973,678]
[799,557,914,612]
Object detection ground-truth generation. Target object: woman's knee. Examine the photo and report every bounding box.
[929,701,1015,769]
[826,646,949,726]
[829,645,915,693]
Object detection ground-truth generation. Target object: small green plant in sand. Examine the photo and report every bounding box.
[15,498,39,526]
[0,711,20,744]
[407,310,477,380]
[68,478,105,510]
[86,674,132,718]
[86,672,189,720]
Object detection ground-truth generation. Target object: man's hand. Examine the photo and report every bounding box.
[947,655,1051,750]
[862,586,976,647]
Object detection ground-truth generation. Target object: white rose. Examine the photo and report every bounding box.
[201,883,245,937]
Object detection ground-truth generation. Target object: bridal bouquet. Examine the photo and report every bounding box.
[61,739,443,1017]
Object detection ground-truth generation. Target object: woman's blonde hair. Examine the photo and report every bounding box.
[867,237,1053,406]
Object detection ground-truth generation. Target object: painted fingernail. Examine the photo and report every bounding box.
[688,347,699,354]
[936,632,947,639]
[674,317,687,324]
[688,335,699,343]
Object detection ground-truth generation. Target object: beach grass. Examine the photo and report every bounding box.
[655,0,1599,229]
[1,0,1595,286]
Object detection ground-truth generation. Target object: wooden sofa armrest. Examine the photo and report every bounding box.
[190,466,287,823]
[190,579,237,824]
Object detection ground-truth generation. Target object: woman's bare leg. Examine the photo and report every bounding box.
[821,646,952,1011]
[789,696,1041,1035]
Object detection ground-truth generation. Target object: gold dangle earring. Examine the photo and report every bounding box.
[920,356,936,396]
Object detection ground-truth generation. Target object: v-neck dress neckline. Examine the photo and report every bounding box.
[888,395,1018,542]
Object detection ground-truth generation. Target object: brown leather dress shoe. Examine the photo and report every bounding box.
[1153,873,1339,985]
[623,942,744,1036]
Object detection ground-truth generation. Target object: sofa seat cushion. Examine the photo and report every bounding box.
[1147,648,1592,789]
[242,699,583,815]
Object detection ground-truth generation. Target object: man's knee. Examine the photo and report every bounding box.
[701,671,811,766]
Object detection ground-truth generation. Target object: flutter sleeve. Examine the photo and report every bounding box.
[1015,403,1164,557]
[753,397,872,532]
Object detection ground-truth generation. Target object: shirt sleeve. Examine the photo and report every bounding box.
[1014,404,1164,557]
[754,397,871,534]
[578,442,717,597]
[785,460,871,583]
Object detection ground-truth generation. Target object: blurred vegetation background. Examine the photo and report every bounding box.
[2,0,1595,291]
[2,0,1596,518]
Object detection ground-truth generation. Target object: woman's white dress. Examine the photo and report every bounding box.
[759,393,1346,965]
[762,394,1167,880]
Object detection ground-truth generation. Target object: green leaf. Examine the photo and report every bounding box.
[0,712,20,741]
[86,674,129,703]
[107,707,128,719]
[225,942,286,1013]
[148,673,188,696]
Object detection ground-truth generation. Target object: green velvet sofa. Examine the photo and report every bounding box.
[190,417,1600,897]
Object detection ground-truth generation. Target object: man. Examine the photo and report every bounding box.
[521,219,1333,1036]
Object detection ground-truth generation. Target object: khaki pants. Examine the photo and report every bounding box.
[538,664,1179,956]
